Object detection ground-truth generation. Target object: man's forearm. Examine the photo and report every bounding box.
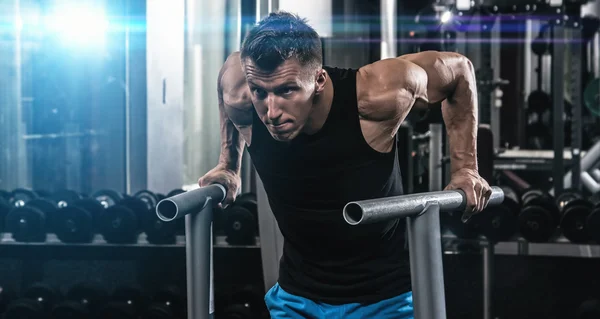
[442,67,479,174]
[217,94,245,175]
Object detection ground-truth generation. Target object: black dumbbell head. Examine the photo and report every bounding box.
[98,301,137,319]
[585,207,600,244]
[100,205,138,244]
[5,206,47,242]
[52,189,83,209]
[50,300,89,319]
[134,190,159,211]
[54,206,94,243]
[67,282,109,312]
[479,201,519,243]
[112,286,149,313]
[224,205,257,245]
[92,189,124,209]
[441,209,481,239]
[0,190,10,201]
[23,282,60,313]
[9,188,38,208]
[556,189,585,212]
[560,199,593,243]
[0,196,10,233]
[5,299,45,319]
[72,198,106,225]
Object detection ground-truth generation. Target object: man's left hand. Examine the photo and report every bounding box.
[444,168,492,219]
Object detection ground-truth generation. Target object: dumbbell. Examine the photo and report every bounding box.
[0,284,16,315]
[0,196,10,233]
[518,189,560,242]
[221,285,265,319]
[0,189,10,201]
[586,192,600,243]
[92,189,125,209]
[54,198,106,243]
[51,189,84,209]
[4,198,57,242]
[99,196,149,244]
[576,298,600,319]
[142,285,186,319]
[136,190,177,245]
[224,193,258,245]
[166,189,186,235]
[441,207,481,239]
[99,286,149,319]
[4,282,61,319]
[556,189,594,243]
[7,188,38,208]
[50,282,109,319]
[477,186,520,242]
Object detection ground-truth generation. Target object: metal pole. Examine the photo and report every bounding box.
[185,204,214,319]
[482,242,494,319]
[156,185,226,319]
[380,0,397,59]
[430,124,444,192]
[591,168,600,183]
[552,139,600,194]
[407,203,446,319]
[552,25,566,195]
[570,27,583,191]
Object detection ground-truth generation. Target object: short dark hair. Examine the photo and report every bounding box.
[240,11,322,73]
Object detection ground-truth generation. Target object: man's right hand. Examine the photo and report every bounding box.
[198,164,241,208]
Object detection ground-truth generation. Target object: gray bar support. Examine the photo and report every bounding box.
[482,242,494,319]
[552,25,565,195]
[429,124,444,192]
[155,185,226,319]
[553,140,600,194]
[407,203,446,319]
[591,168,600,183]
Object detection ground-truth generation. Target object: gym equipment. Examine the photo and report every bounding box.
[221,285,265,319]
[556,189,593,243]
[112,286,149,314]
[51,189,83,208]
[142,285,186,319]
[441,208,481,239]
[92,189,124,209]
[136,190,176,245]
[155,184,226,319]
[583,78,599,117]
[478,186,520,242]
[586,192,600,243]
[0,284,15,315]
[224,193,258,245]
[5,198,57,242]
[100,197,149,244]
[167,189,187,235]
[8,188,38,208]
[576,298,600,319]
[98,302,138,319]
[342,187,504,319]
[518,189,560,242]
[50,282,109,319]
[5,283,60,319]
[0,196,10,233]
[0,190,10,201]
[54,199,105,243]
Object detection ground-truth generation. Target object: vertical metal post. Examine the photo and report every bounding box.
[380,0,397,59]
[569,27,583,191]
[407,204,447,319]
[185,203,215,319]
[552,25,566,195]
[482,242,494,319]
[430,124,444,191]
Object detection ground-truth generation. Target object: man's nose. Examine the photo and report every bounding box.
[266,95,283,123]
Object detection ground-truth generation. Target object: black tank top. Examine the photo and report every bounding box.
[247,66,411,305]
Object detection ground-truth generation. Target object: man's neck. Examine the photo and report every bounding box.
[303,75,334,135]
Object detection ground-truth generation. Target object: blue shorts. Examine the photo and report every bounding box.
[264,283,414,319]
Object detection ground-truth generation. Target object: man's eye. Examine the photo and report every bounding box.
[253,89,267,98]
[280,88,294,95]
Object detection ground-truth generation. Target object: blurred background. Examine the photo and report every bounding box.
[0,0,599,318]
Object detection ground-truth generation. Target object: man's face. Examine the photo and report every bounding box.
[243,58,316,142]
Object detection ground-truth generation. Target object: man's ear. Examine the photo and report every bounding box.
[314,69,327,95]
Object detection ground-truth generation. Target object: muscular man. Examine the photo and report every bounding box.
[200,11,492,319]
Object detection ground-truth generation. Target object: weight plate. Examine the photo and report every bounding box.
[518,205,558,242]
[50,301,89,319]
[5,206,46,242]
[66,282,108,313]
[166,189,186,198]
[590,192,600,209]
[521,189,547,207]
[556,189,585,211]
[100,205,138,244]
[0,197,10,233]
[560,204,592,243]
[479,204,518,243]
[9,188,38,208]
[54,206,94,243]
[583,78,599,117]
[224,206,257,245]
[133,190,159,211]
[23,283,60,313]
[441,209,481,239]
[92,189,124,209]
[25,199,58,232]
[0,190,10,201]
[52,189,82,208]
[33,189,52,199]
[4,299,44,319]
